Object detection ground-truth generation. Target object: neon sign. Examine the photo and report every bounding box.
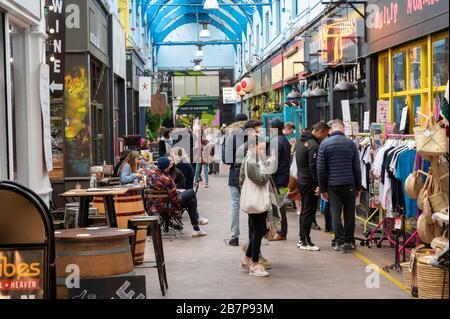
[321,19,358,65]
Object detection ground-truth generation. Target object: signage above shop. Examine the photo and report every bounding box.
[222,87,239,104]
[367,0,449,53]
[46,0,66,99]
[139,77,152,107]
[321,18,359,66]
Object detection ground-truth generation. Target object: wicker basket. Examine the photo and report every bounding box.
[411,247,435,296]
[401,262,412,292]
[417,256,449,299]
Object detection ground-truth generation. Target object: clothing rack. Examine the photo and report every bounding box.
[385,133,414,139]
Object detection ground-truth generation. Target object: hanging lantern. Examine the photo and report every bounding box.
[241,77,255,93]
[235,84,242,94]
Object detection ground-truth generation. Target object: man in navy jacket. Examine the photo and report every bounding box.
[317,119,362,254]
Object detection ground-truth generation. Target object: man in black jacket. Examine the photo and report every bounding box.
[296,122,330,251]
[317,119,362,254]
[269,118,292,240]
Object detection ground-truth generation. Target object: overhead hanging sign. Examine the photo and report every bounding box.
[222,87,239,104]
[46,0,65,99]
[321,17,359,66]
[139,77,152,107]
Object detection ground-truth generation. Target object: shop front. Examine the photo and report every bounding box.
[282,39,307,136]
[126,49,146,137]
[368,0,449,132]
[62,0,111,191]
[0,0,52,204]
[303,3,368,131]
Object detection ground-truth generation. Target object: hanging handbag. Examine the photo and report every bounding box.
[417,173,432,211]
[240,158,271,214]
[405,155,423,199]
[417,200,445,244]
[428,170,449,213]
[437,156,449,195]
[413,115,448,157]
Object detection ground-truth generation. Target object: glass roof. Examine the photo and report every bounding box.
[142,0,271,43]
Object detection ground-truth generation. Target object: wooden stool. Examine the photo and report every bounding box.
[128,216,168,296]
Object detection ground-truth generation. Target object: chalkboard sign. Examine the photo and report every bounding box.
[69,276,146,299]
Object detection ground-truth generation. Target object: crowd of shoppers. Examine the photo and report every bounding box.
[114,114,362,278]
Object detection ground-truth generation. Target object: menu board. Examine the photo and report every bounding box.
[0,249,45,299]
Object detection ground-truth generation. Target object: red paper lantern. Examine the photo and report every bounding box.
[235,84,242,93]
[241,77,255,93]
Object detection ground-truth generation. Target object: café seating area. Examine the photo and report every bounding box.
[49,162,173,297]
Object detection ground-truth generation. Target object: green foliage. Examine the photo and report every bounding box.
[146,103,173,140]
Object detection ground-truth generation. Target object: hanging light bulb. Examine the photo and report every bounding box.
[196,45,204,57]
[49,28,55,34]
[49,55,56,62]
[199,24,211,38]
[203,0,219,10]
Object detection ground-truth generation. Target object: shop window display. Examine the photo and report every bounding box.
[377,33,449,133]
[433,37,449,87]
[409,46,421,90]
[393,51,406,92]
[393,96,406,131]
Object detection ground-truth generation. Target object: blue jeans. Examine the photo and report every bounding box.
[229,186,240,239]
[194,163,209,184]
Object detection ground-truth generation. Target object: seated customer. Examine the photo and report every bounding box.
[146,157,207,237]
[113,149,132,177]
[168,155,208,225]
[170,147,195,190]
[118,151,144,185]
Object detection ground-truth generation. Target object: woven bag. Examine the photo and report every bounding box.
[414,115,448,157]
[417,255,449,299]
[417,174,432,211]
[428,174,449,213]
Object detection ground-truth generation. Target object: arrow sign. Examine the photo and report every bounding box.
[49,81,63,93]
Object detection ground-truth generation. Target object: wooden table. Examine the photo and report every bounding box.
[60,188,129,228]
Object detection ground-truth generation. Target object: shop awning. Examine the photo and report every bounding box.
[175,96,220,115]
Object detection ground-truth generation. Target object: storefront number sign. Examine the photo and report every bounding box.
[0,249,45,299]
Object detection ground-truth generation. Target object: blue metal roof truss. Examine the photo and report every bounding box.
[141,0,271,45]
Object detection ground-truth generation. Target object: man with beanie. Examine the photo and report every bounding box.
[146,156,207,238]
[269,117,291,240]
[224,113,248,246]
[295,122,330,251]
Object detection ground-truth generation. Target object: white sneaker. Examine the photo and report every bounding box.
[198,216,208,225]
[192,230,207,237]
[306,241,320,251]
[249,264,269,277]
[239,258,251,272]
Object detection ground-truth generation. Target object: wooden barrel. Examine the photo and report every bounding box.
[55,228,135,299]
[93,189,146,228]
